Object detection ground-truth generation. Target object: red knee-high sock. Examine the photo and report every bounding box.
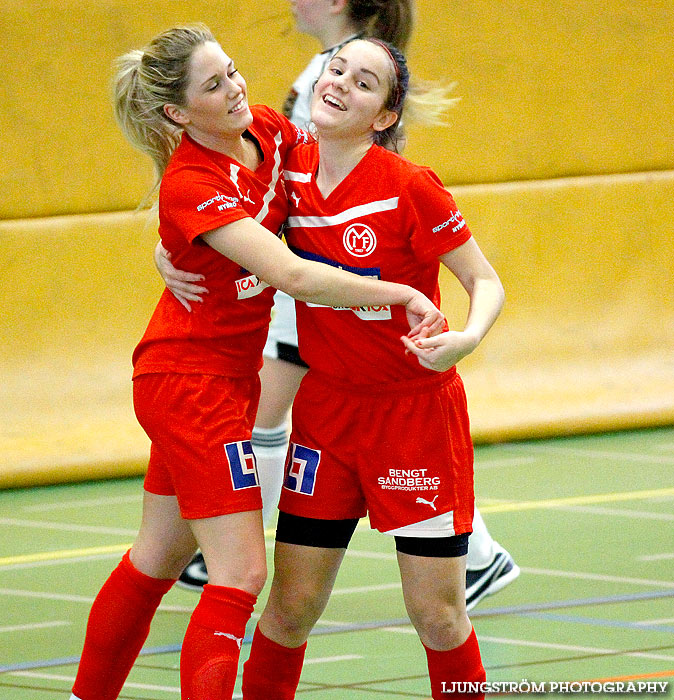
[241,624,307,700]
[180,584,256,699]
[424,627,486,700]
[71,551,175,700]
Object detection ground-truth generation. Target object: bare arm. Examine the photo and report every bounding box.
[401,237,505,371]
[203,218,444,334]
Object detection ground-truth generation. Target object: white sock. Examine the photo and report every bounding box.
[466,507,498,569]
[251,423,289,526]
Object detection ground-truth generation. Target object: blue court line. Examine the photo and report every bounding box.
[513,611,674,635]
[2,589,673,675]
[469,588,674,617]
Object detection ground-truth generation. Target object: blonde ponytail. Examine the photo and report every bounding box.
[112,24,216,205]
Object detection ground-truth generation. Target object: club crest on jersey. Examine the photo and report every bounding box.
[343,223,377,257]
[235,274,270,299]
[224,441,259,490]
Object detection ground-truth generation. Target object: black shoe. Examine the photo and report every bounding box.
[177,552,209,592]
[465,545,520,611]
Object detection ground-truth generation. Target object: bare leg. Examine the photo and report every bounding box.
[242,542,345,699]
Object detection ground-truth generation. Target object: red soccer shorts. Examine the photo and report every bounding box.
[134,372,263,520]
[279,369,474,536]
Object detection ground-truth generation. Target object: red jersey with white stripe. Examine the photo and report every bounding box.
[133,105,307,379]
[283,142,472,384]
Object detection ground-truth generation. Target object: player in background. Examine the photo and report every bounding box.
[69,25,443,700]
[167,0,519,610]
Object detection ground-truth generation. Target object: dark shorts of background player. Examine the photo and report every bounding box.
[276,512,470,557]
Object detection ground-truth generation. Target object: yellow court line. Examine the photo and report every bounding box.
[478,486,674,514]
[2,490,671,566]
[0,543,132,567]
[0,527,279,567]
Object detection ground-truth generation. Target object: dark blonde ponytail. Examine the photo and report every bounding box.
[347,0,415,51]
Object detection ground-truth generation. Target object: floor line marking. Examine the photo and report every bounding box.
[304,655,363,665]
[0,553,125,572]
[0,587,193,614]
[22,495,143,512]
[551,506,674,521]
[475,457,538,470]
[515,611,674,638]
[589,670,674,683]
[519,566,674,588]
[638,553,674,562]
[0,621,71,634]
[3,593,674,675]
[0,517,137,536]
[478,487,674,515]
[0,544,132,567]
[10,671,180,693]
[527,445,674,465]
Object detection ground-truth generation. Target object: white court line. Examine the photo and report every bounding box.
[332,562,674,593]
[0,588,95,604]
[10,671,180,693]
[475,456,538,470]
[23,495,142,512]
[654,443,674,453]
[636,618,674,626]
[520,566,674,589]
[0,517,137,537]
[0,621,71,634]
[0,587,192,614]
[304,655,362,665]
[552,506,674,521]
[527,445,674,465]
[480,635,674,662]
[345,549,396,561]
[331,582,401,595]
[638,553,674,562]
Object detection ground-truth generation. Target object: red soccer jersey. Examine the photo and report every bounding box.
[133,105,307,379]
[283,142,472,384]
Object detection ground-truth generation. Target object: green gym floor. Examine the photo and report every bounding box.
[1,427,673,698]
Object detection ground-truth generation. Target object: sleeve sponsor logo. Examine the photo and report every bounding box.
[197,191,239,212]
[432,211,466,234]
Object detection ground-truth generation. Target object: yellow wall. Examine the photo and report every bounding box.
[1,1,673,218]
[1,1,673,486]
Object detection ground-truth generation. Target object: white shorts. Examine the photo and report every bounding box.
[263,290,300,359]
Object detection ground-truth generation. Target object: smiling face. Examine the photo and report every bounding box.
[310,39,398,142]
[164,41,252,146]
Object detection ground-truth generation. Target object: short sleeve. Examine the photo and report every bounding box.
[407,168,472,261]
[159,166,249,246]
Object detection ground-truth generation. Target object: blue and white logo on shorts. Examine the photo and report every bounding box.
[284,443,321,495]
[224,441,260,490]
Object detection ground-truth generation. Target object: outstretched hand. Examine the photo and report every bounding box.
[154,241,209,312]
